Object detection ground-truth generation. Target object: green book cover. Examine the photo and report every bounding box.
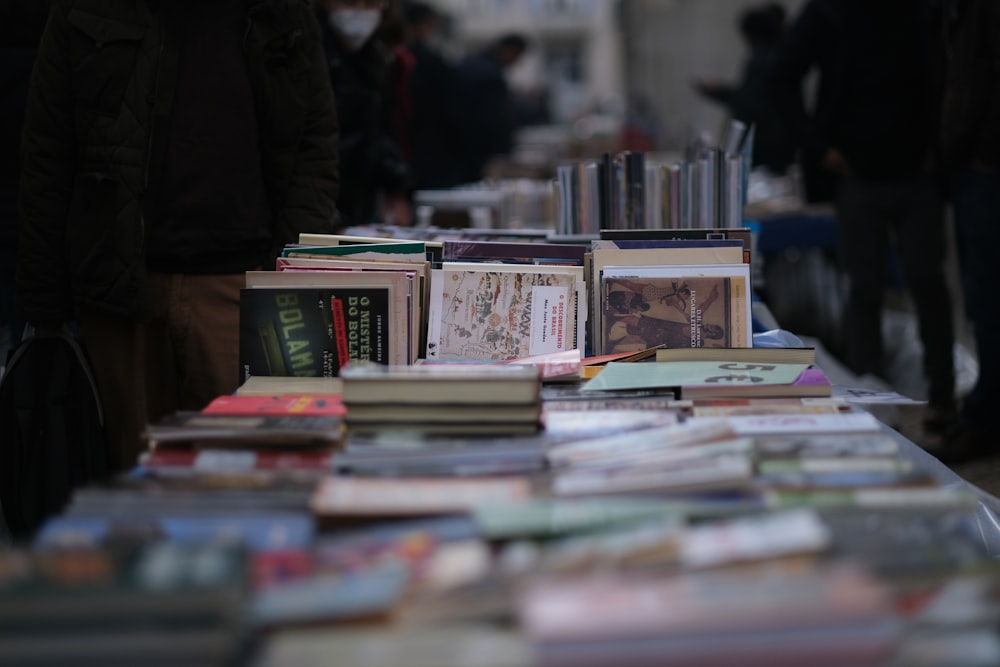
[582,361,809,393]
[282,242,426,258]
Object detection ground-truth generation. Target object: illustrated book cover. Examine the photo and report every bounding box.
[426,263,584,361]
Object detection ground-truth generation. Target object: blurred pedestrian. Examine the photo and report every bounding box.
[17,0,339,471]
[405,1,464,189]
[935,0,1000,461]
[695,2,796,173]
[770,0,957,430]
[456,33,528,183]
[318,0,412,226]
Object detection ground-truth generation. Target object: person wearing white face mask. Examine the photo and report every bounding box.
[318,0,412,228]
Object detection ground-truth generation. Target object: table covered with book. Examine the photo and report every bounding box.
[4,228,1000,667]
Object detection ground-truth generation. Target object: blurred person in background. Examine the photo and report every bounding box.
[0,0,49,356]
[17,0,339,471]
[405,1,463,190]
[935,0,1000,461]
[695,2,796,173]
[319,0,412,227]
[456,32,528,184]
[770,0,957,432]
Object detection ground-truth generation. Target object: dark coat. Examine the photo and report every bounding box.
[770,0,938,185]
[408,39,463,190]
[321,23,408,228]
[940,0,1000,172]
[456,50,516,183]
[17,0,340,325]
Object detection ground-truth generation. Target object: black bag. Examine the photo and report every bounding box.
[0,326,109,538]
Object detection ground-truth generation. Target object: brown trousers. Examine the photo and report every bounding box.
[78,273,244,472]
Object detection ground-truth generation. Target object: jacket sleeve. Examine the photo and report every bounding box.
[16,2,76,325]
[273,6,340,249]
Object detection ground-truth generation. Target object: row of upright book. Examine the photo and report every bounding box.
[238,225,757,385]
[556,121,753,235]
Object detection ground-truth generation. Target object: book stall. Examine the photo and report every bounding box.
[3,148,1000,667]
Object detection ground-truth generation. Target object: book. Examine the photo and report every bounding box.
[582,361,810,395]
[340,362,541,405]
[141,448,336,474]
[654,346,816,365]
[239,285,408,381]
[600,263,752,353]
[145,411,344,450]
[426,263,584,361]
[235,375,344,396]
[282,241,427,260]
[589,245,745,353]
[202,394,346,417]
[247,268,419,366]
[681,397,847,417]
[344,403,541,424]
[682,366,833,400]
[442,240,587,265]
[253,627,533,667]
[310,477,533,518]
[35,513,315,552]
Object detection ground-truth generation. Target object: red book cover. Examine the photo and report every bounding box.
[331,296,350,372]
[202,394,346,417]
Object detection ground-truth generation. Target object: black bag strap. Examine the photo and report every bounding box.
[4,325,105,429]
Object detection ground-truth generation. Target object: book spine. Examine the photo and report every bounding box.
[331,297,349,373]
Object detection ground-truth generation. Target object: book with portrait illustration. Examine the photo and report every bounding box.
[599,263,751,354]
[588,245,745,354]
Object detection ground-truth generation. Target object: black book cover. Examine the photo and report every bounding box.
[240,287,391,381]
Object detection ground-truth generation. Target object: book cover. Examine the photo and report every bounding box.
[589,246,745,353]
[601,263,752,353]
[582,361,809,394]
[240,286,399,381]
[426,265,581,360]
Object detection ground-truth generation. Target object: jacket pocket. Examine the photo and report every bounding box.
[67,11,145,117]
[66,172,121,287]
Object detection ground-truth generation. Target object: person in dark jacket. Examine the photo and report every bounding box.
[405,1,463,190]
[934,0,1000,461]
[456,33,528,184]
[16,0,340,471]
[317,0,411,227]
[695,2,796,173]
[770,0,957,430]
[0,0,49,352]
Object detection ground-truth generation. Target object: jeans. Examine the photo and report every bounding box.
[952,165,1000,424]
[836,175,955,402]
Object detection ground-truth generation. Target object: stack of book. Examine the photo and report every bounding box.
[340,363,543,436]
[0,543,246,666]
[142,392,346,478]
